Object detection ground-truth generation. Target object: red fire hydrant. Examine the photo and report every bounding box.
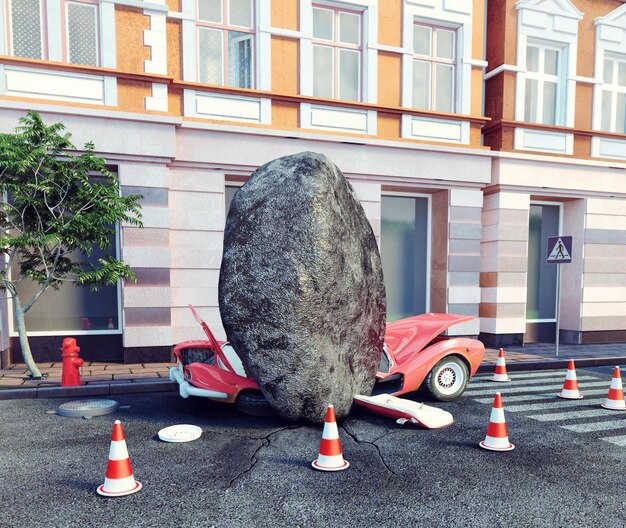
[61,338,83,387]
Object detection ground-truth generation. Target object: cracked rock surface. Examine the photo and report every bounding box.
[219,151,386,423]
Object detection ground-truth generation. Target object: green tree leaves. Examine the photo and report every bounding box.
[0,111,143,378]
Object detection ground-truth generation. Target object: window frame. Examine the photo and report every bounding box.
[411,21,457,113]
[5,0,48,60]
[598,53,626,134]
[196,0,256,88]
[311,3,363,102]
[62,0,100,66]
[522,41,565,126]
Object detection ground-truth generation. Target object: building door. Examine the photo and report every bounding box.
[381,195,430,321]
[526,202,561,342]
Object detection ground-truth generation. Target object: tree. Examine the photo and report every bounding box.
[0,111,142,379]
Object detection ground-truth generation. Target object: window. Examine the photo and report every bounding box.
[11,241,121,333]
[381,195,430,321]
[7,0,45,59]
[6,173,122,334]
[197,0,254,88]
[523,43,563,126]
[312,5,362,102]
[65,0,99,66]
[526,204,559,321]
[412,23,456,113]
[600,55,626,134]
[5,0,100,65]
[225,185,239,217]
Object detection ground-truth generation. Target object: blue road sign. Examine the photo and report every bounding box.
[547,236,572,264]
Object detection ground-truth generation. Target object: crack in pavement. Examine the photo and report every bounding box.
[341,422,398,475]
[226,426,301,489]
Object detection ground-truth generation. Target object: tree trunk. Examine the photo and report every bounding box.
[12,294,43,379]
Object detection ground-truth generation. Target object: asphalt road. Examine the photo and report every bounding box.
[1,366,625,528]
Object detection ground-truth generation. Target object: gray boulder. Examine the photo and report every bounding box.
[219,152,386,423]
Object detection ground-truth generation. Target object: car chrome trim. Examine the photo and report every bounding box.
[169,367,229,400]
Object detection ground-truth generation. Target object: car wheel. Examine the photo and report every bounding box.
[236,390,275,417]
[424,357,468,402]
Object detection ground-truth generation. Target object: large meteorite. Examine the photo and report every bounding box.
[219,152,386,423]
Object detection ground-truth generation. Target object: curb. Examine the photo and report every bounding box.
[477,356,626,374]
[3,357,626,401]
[0,380,177,401]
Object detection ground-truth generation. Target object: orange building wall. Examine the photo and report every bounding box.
[472,0,485,58]
[271,0,299,30]
[483,0,626,159]
[0,1,488,147]
[117,80,150,114]
[379,0,402,48]
[167,20,182,81]
[378,52,401,107]
[116,7,150,73]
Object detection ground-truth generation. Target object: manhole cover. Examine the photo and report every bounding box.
[56,399,119,418]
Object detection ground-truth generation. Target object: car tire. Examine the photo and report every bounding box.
[423,356,468,402]
[236,390,275,417]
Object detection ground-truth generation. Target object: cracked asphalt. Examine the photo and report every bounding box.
[2,370,625,528]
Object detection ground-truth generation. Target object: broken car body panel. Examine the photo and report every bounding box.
[170,306,485,410]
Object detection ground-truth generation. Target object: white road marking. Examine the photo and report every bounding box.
[472,388,610,404]
[468,375,597,390]
[601,435,626,446]
[473,371,566,381]
[464,380,608,397]
[470,372,626,444]
[502,397,605,413]
[562,420,626,433]
[528,409,617,422]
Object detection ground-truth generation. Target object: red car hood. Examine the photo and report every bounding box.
[384,313,473,361]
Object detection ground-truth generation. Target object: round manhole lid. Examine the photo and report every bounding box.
[57,399,119,418]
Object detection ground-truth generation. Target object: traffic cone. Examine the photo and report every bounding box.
[97,420,142,496]
[311,404,349,471]
[490,348,511,382]
[479,392,515,451]
[557,359,583,399]
[601,367,626,411]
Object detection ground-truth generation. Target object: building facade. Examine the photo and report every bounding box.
[482,0,626,346]
[0,0,624,365]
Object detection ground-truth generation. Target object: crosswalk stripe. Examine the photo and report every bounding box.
[468,375,597,389]
[500,397,605,413]
[474,371,566,381]
[464,380,608,397]
[601,435,626,446]
[528,409,614,422]
[562,420,626,433]
[472,388,610,404]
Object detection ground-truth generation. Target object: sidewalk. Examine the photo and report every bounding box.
[1,343,626,400]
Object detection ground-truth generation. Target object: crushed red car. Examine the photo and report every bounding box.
[169,306,485,415]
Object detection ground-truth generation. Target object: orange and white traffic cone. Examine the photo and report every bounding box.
[312,404,349,471]
[97,420,142,496]
[601,367,626,411]
[491,348,511,382]
[558,359,583,399]
[479,392,515,451]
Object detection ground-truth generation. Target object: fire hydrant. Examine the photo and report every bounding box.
[61,338,83,387]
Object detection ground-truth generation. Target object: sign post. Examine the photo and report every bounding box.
[546,236,572,357]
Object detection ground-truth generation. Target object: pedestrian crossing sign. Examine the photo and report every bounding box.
[547,236,572,264]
